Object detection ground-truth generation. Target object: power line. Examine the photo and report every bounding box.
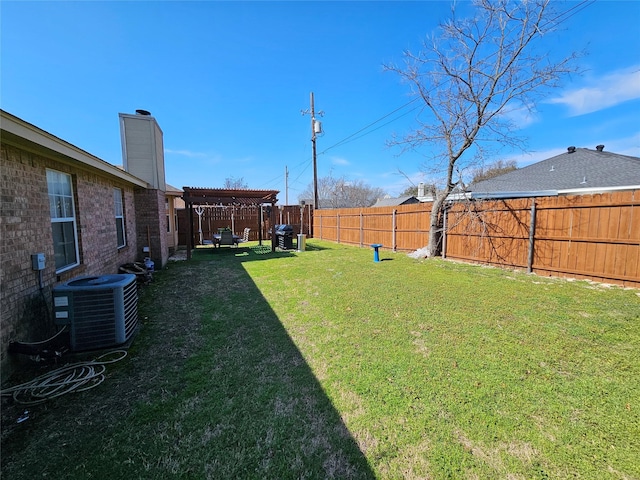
[545,0,595,28]
[316,0,596,160]
[258,99,422,190]
[319,98,420,155]
[287,99,422,189]
[256,137,311,189]
[290,158,313,185]
[321,103,422,154]
[258,1,595,193]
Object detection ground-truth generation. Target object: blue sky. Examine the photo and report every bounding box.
[2,1,639,202]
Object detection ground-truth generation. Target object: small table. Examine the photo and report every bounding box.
[371,244,383,262]
[212,233,241,247]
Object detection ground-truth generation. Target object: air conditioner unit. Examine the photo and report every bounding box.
[53,274,138,352]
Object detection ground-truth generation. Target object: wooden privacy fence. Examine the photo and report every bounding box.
[313,190,639,288]
[177,204,313,246]
[314,203,433,252]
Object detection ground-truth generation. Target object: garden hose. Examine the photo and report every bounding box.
[0,350,127,405]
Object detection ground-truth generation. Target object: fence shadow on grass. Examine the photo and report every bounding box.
[1,242,375,479]
[155,246,376,478]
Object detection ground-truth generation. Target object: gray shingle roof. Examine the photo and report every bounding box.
[469,147,640,195]
[372,195,420,207]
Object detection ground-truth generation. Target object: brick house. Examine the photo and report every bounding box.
[1,109,171,378]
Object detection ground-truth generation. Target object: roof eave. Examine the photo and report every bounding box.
[468,190,558,200]
[1,110,149,188]
[557,185,640,195]
[465,185,640,200]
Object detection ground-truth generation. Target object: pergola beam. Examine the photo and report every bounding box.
[182,187,279,259]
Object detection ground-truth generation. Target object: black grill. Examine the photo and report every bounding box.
[275,224,294,249]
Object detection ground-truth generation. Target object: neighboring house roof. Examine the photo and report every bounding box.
[468,146,640,198]
[372,195,420,207]
[165,184,183,196]
[1,109,149,188]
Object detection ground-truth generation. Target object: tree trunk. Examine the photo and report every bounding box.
[427,192,447,257]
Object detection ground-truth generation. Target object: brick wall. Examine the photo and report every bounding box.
[1,143,140,379]
[134,187,169,268]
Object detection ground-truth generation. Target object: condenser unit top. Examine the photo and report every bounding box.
[56,274,135,290]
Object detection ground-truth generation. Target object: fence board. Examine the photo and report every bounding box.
[178,204,314,246]
[313,190,639,287]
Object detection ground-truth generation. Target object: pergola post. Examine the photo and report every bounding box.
[181,187,279,256]
[270,200,277,252]
[258,206,263,246]
[187,201,194,260]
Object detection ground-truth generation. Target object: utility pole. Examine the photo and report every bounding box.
[302,92,323,210]
[311,92,318,210]
[285,165,289,205]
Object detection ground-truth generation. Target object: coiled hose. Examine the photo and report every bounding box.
[1,350,127,405]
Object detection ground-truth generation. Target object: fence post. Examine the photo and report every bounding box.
[392,209,397,252]
[360,211,364,247]
[442,207,448,259]
[231,207,235,234]
[527,199,537,273]
[337,214,340,243]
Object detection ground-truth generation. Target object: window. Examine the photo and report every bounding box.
[114,188,126,248]
[47,170,79,272]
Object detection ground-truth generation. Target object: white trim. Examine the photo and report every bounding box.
[47,169,80,272]
[557,185,640,195]
[114,187,127,249]
[466,185,639,200]
[468,190,558,200]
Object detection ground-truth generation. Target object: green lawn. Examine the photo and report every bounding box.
[2,239,639,479]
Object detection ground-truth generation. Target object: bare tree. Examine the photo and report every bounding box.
[300,174,385,208]
[385,0,580,256]
[400,185,419,197]
[223,176,248,189]
[470,159,517,184]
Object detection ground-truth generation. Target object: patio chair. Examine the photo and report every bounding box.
[237,228,250,244]
[218,230,235,248]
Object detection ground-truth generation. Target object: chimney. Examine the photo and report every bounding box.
[418,182,425,197]
[567,146,576,153]
[596,144,605,152]
[119,110,166,191]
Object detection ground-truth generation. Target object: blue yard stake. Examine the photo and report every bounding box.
[371,244,382,262]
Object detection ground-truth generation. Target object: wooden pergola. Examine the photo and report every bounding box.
[182,187,279,259]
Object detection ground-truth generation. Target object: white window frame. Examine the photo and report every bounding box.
[47,169,79,272]
[114,188,126,248]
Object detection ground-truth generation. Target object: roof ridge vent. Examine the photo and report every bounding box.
[596,144,605,152]
[567,146,576,153]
